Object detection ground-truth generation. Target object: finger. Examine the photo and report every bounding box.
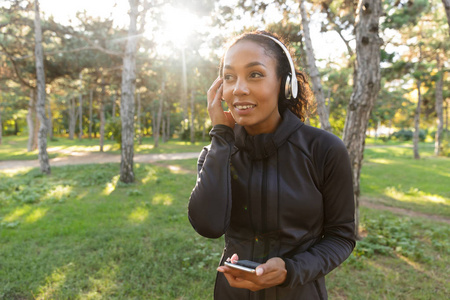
[223,273,262,291]
[221,267,257,282]
[212,83,223,106]
[256,257,284,276]
[230,253,239,264]
[207,78,223,105]
[224,111,235,124]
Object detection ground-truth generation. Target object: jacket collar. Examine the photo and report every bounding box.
[234,109,303,160]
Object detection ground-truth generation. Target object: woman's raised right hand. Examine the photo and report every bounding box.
[207,77,235,128]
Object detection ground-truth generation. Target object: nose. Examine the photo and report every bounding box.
[233,78,249,96]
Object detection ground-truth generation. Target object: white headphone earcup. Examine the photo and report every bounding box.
[284,74,292,99]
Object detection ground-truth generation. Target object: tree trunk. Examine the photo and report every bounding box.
[152,110,156,139]
[137,91,142,145]
[78,72,83,140]
[34,0,50,174]
[99,78,106,152]
[434,56,444,156]
[112,94,116,118]
[342,0,382,239]
[0,101,2,145]
[190,90,196,143]
[27,89,36,152]
[165,109,170,142]
[154,79,165,148]
[47,97,53,140]
[413,80,422,159]
[445,99,449,134]
[33,99,39,149]
[111,93,116,141]
[89,89,93,139]
[202,123,206,142]
[181,47,188,131]
[120,0,141,183]
[443,0,450,36]
[69,97,76,140]
[298,0,332,132]
[161,116,166,143]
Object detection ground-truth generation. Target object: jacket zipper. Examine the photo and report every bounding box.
[261,159,269,260]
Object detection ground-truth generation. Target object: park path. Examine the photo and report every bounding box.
[0,152,199,171]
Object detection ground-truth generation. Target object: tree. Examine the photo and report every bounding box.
[443,0,450,35]
[33,0,50,174]
[78,72,83,140]
[298,0,331,131]
[413,78,422,159]
[120,0,149,183]
[342,0,383,238]
[154,75,165,148]
[0,97,2,145]
[88,89,93,139]
[434,54,444,156]
[99,76,106,152]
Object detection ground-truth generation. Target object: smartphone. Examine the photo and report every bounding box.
[224,260,261,273]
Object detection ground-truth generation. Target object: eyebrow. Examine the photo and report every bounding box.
[224,61,267,70]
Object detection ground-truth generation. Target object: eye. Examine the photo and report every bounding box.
[249,72,263,78]
[223,74,235,81]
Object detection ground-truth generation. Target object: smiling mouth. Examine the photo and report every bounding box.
[234,104,256,110]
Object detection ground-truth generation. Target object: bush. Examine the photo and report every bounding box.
[180,126,212,142]
[105,118,122,147]
[390,129,426,142]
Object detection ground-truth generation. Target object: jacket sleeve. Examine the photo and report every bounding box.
[281,136,356,287]
[188,124,235,239]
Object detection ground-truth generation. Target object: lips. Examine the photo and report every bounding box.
[233,102,256,111]
[235,104,256,110]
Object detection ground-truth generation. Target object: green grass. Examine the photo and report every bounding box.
[328,207,449,299]
[1,141,449,299]
[0,135,205,161]
[0,162,222,299]
[361,144,450,217]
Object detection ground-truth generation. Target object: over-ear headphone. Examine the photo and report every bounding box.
[259,34,298,100]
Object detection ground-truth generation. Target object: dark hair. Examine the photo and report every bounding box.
[219,30,313,122]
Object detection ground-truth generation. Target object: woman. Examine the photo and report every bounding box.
[188,31,355,299]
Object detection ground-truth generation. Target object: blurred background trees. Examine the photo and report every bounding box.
[0,0,449,160]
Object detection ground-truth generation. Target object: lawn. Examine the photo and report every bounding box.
[361,144,450,217]
[0,140,449,299]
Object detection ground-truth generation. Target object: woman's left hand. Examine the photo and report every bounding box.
[217,254,287,292]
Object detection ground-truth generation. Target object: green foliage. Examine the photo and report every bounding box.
[383,0,429,30]
[352,212,448,262]
[390,128,426,142]
[105,118,122,147]
[179,126,212,142]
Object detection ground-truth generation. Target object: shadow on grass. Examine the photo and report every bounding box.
[0,162,222,299]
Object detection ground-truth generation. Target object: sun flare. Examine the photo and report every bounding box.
[150,4,206,56]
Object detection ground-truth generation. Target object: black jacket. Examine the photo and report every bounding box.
[188,110,355,299]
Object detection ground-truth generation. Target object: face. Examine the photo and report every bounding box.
[222,40,282,136]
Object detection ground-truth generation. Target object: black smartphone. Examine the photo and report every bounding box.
[224,260,261,273]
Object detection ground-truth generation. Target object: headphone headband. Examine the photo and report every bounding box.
[259,34,298,99]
